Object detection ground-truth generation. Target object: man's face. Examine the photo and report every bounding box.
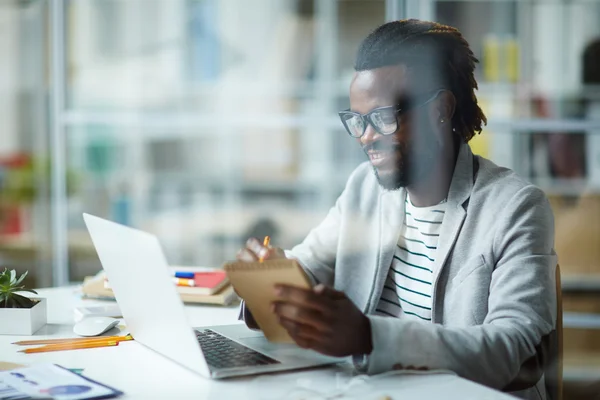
[349,65,440,190]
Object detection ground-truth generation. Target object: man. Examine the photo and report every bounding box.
[237,20,557,400]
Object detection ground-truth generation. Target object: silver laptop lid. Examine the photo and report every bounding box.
[83,213,210,377]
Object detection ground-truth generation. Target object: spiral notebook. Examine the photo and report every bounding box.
[223,259,311,343]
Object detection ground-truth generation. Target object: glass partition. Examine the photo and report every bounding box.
[62,0,387,280]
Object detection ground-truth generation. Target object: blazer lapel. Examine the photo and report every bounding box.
[366,188,405,313]
[431,144,475,295]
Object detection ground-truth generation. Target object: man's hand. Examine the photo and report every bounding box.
[237,237,287,262]
[272,284,372,358]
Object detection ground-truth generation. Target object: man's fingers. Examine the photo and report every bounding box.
[269,247,287,259]
[291,335,312,349]
[278,317,326,344]
[246,237,268,260]
[308,342,342,357]
[274,285,332,314]
[313,284,346,300]
[236,248,258,262]
[239,237,287,263]
[279,318,339,357]
[272,302,333,334]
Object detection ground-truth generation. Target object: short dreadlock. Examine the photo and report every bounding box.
[355,19,487,142]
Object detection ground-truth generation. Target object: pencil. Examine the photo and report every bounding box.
[12,334,133,346]
[19,340,119,354]
[259,236,270,262]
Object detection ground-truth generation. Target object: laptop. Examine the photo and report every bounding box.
[82,213,341,379]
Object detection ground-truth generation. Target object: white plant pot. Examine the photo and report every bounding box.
[0,298,47,335]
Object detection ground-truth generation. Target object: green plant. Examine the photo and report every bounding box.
[0,155,79,206]
[0,268,38,308]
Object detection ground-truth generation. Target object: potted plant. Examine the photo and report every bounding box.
[0,153,78,235]
[0,268,47,335]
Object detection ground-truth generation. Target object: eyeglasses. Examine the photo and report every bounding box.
[338,90,444,138]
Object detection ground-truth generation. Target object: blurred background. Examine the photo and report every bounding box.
[0,0,599,397]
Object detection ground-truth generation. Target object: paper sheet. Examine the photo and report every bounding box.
[0,363,121,400]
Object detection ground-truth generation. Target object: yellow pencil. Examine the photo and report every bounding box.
[19,340,119,354]
[13,334,133,346]
[259,236,270,262]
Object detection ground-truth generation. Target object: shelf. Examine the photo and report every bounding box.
[564,367,600,382]
[561,275,600,330]
[564,352,600,382]
[563,312,600,330]
[62,111,600,135]
[532,179,600,196]
[486,119,600,133]
[181,80,351,99]
[562,274,600,292]
[536,180,588,196]
[115,172,351,193]
[61,111,342,132]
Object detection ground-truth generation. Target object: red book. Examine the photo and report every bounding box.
[175,271,229,296]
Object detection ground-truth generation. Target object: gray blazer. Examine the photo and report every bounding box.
[242,143,557,400]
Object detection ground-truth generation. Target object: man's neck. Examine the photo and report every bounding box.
[406,147,459,207]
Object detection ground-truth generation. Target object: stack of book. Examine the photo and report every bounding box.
[81,267,238,306]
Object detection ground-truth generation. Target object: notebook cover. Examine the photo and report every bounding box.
[223,259,311,343]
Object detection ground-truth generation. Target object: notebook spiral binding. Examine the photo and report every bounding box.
[223,260,298,271]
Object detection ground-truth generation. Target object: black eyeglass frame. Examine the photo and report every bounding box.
[338,89,445,138]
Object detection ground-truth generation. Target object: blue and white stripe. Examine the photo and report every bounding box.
[375,197,445,321]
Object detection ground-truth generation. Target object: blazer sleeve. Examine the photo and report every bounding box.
[284,195,344,286]
[364,185,557,390]
[286,162,376,285]
[238,163,371,327]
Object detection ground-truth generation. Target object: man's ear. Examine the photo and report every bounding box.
[427,90,456,129]
[427,90,457,148]
[437,90,456,122]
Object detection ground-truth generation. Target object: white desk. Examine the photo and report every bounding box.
[0,287,514,400]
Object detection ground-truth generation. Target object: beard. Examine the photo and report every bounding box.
[364,129,440,191]
[362,141,409,190]
[372,149,409,190]
[373,164,406,190]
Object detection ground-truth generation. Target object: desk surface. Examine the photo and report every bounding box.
[0,287,513,400]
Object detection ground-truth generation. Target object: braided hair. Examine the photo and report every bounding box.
[355,19,487,142]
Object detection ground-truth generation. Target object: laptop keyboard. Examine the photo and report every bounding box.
[195,329,280,370]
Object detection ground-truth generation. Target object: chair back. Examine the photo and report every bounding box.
[545,264,563,400]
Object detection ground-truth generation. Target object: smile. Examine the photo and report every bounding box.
[367,150,394,168]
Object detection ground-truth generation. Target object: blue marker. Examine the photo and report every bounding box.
[174,272,195,279]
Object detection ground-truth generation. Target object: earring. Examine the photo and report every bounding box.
[440,118,445,123]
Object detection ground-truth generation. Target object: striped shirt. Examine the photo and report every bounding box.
[375,196,445,321]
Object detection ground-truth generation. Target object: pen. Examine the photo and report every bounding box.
[174,271,195,279]
[259,236,270,262]
[173,277,195,287]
